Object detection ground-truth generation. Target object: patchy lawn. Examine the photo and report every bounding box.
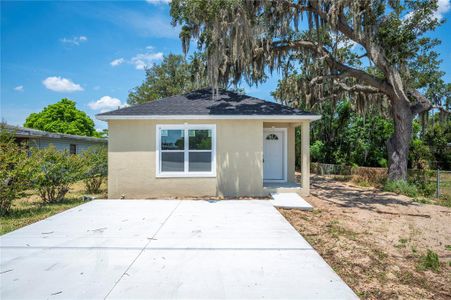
[280,175,451,299]
[1,182,106,235]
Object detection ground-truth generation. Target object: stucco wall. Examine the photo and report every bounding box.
[108,119,265,198]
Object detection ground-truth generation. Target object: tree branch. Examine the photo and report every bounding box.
[309,73,348,86]
[284,0,409,104]
[335,82,381,94]
[273,39,392,95]
[408,89,432,115]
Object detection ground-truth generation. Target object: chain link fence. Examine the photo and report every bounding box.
[435,170,451,199]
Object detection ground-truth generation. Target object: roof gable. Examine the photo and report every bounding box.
[96,88,320,120]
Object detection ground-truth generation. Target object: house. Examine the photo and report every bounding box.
[96,88,320,198]
[4,124,107,154]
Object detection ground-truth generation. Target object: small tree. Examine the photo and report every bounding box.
[29,146,83,203]
[81,146,107,194]
[24,98,98,137]
[0,125,31,215]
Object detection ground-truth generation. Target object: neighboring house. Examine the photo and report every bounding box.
[4,124,107,154]
[96,88,320,198]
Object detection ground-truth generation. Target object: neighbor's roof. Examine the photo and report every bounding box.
[96,88,321,121]
[4,124,107,143]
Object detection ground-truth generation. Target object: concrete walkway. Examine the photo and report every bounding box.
[0,200,356,299]
[270,193,314,210]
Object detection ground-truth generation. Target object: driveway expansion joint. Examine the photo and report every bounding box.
[103,200,182,300]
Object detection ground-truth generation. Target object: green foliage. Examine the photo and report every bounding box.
[417,249,440,272]
[383,180,419,197]
[409,169,436,197]
[80,146,107,194]
[29,146,83,203]
[310,140,325,162]
[0,126,32,215]
[24,98,97,137]
[97,129,109,138]
[128,53,208,105]
[299,100,393,168]
[409,138,432,169]
[423,121,451,169]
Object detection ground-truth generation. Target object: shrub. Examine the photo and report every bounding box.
[0,127,31,215]
[409,169,436,197]
[29,146,83,203]
[418,249,440,272]
[383,180,419,197]
[80,146,107,194]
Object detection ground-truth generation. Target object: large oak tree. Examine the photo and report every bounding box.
[170,0,450,181]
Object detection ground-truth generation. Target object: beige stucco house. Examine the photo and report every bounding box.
[96,88,320,199]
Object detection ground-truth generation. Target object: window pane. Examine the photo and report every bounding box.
[70,144,77,155]
[189,129,212,150]
[161,152,184,172]
[266,134,279,140]
[161,130,184,150]
[189,152,212,172]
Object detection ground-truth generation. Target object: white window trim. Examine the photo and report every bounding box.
[156,124,216,178]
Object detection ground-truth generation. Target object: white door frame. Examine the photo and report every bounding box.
[263,128,288,183]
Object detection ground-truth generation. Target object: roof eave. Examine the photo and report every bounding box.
[96,114,321,121]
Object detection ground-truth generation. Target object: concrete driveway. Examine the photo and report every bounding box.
[0,200,357,299]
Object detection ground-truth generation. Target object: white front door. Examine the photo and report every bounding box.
[263,129,285,181]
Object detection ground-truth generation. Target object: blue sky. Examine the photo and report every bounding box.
[1,1,451,131]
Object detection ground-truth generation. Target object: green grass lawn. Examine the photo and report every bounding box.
[1,182,106,235]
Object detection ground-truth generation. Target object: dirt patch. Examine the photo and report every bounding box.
[280,175,451,299]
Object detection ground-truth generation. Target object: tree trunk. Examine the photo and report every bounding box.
[387,98,414,181]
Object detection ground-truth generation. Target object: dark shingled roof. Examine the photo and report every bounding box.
[97,88,318,117]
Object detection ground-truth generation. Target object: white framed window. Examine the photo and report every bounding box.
[156,124,216,177]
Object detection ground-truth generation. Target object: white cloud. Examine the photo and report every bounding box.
[14,85,24,92]
[404,0,450,21]
[42,76,84,92]
[60,35,88,46]
[131,52,164,70]
[146,0,171,4]
[110,58,125,66]
[88,96,125,113]
[434,0,451,20]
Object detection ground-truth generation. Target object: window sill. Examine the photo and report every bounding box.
[156,173,216,178]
